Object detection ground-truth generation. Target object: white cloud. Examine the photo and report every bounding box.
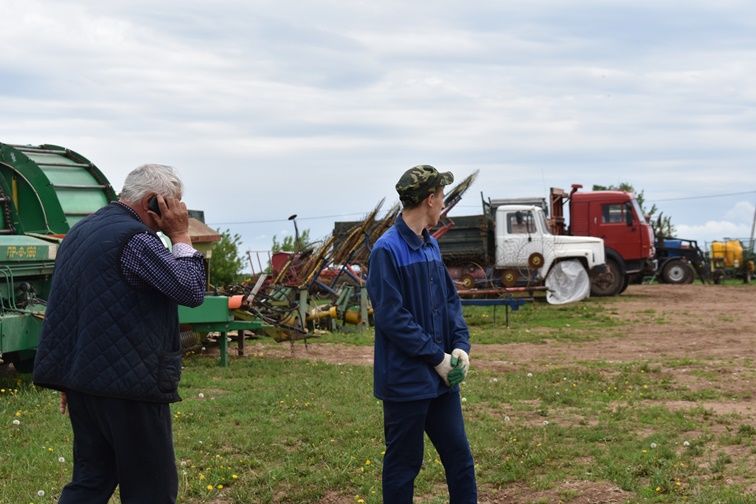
[1,0,756,253]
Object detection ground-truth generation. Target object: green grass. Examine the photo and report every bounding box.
[318,300,621,346]
[1,354,753,503]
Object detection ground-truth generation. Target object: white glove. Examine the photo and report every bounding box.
[434,353,454,386]
[452,348,470,376]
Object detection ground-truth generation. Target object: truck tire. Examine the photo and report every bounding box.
[590,257,624,296]
[661,259,694,284]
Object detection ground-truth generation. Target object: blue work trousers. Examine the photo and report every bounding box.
[58,390,177,504]
[382,390,477,503]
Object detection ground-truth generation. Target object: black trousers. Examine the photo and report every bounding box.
[59,390,178,504]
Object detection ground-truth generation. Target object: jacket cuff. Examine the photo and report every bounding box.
[430,348,446,367]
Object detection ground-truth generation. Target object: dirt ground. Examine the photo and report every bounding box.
[247,284,755,503]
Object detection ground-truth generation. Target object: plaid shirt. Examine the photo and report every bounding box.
[116,202,205,306]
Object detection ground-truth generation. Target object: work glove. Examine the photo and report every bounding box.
[451,348,470,375]
[447,355,465,386]
[434,353,454,386]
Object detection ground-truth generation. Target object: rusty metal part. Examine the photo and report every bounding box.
[528,252,545,269]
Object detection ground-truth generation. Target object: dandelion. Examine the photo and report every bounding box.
[232,474,238,480]
[201,346,207,352]
[206,484,213,491]
[543,420,549,426]
[199,473,206,481]
[37,490,45,497]
[527,372,533,377]
[58,457,65,463]
[15,411,21,417]
[491,378,498,383]
[180,461,187,467]
[198,393,205,399]
[12,419,21,426]
[364,459,371,465]
[650,442,657,449]
[504,416,511,422]
[461,397,467,403]
[216,484,223,490]
[655,486,662,493]
[642,449,647,453]
[683,441,690,447]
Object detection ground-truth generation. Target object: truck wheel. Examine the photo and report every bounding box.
[590,258,624,296]
[618,275,630,294]
[661,259,694,284]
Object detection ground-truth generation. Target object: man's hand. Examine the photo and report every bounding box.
[149,195,191,245]
[59,392,68,415]
[434,353,454,386]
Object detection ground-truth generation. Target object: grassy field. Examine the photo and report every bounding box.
[1,294,754,503]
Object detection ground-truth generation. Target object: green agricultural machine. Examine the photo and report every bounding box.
[0,142,116,371]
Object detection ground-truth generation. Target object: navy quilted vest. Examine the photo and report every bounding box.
[33,203,182,403]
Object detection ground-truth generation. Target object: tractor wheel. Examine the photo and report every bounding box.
[661,259,694,284]
[590,257,624,296]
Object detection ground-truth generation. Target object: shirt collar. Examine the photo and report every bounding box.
[396,213,431,251]
[113,201,144,224]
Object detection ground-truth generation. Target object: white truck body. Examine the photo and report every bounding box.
[494,205,606,279]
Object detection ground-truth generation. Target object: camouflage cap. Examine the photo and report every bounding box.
[395,165,454,206]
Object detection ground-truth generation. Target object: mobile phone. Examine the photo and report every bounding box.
[148,195,161,216]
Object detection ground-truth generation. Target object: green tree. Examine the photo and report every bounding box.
[592,182,675,237]
[209,229,244,286]
[271,229,310,253]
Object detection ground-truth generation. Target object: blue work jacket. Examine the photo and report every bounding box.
[367,214,471,401]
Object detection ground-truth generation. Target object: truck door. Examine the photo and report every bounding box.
[497,210,544,268]
[592,201,641,260]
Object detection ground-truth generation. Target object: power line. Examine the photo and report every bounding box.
[209,189,756,226]
[208,211,367,226]
[650,190,756,203]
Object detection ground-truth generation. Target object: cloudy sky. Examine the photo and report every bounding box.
[2,0,755,260]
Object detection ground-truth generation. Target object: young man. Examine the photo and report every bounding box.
[367,165,477,503]
[33,164,206,504]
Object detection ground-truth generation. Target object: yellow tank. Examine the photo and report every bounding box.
[711,240,744,268]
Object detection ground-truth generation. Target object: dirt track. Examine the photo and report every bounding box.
[252,283,755,371]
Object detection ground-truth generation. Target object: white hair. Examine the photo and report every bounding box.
[119,164,183,203]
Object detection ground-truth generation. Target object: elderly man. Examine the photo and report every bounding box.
[33,164,205,504]
[367,165,477,503]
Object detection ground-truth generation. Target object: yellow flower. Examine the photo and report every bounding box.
[655,487,662,493]
[207,484,213,491]
[232,474,238,480]
[15,411,22,417]
[216,484,223,490]
[199,474,206,481]
[364,459,371,465]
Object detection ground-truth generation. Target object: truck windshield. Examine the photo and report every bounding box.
[540,211,551,234]
[631,198,644,222]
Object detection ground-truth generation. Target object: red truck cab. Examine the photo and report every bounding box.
[552,184,656,295]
